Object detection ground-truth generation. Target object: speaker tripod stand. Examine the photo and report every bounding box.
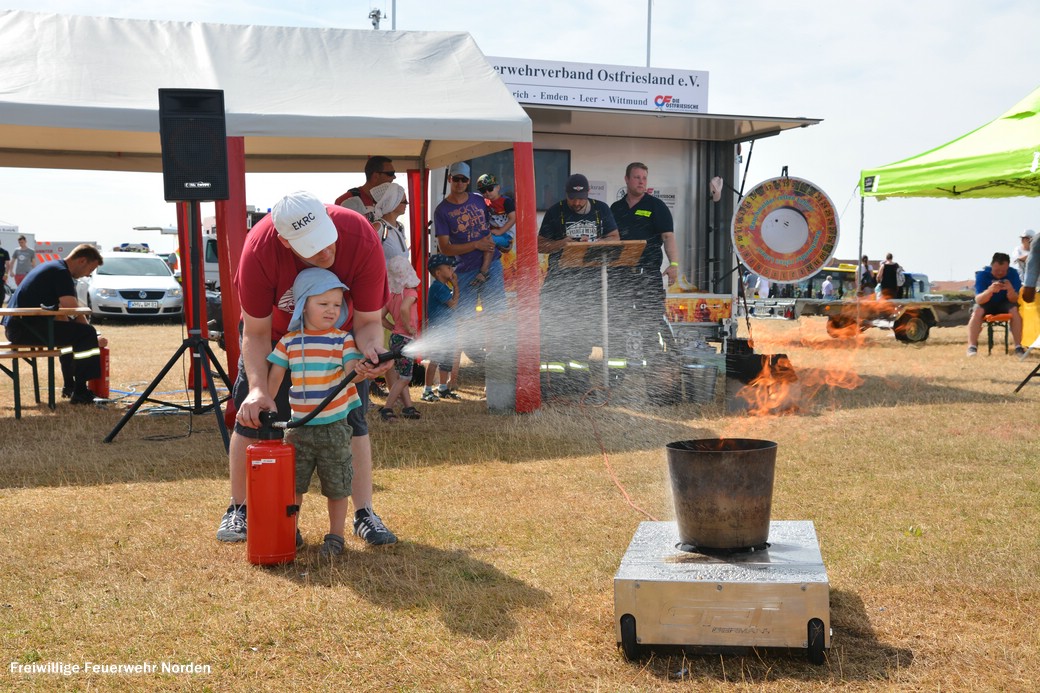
[104,201,231,450]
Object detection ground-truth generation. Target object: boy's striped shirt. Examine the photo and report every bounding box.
[268,328,362,425]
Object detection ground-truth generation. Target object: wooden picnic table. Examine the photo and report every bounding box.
[0,306,92,414]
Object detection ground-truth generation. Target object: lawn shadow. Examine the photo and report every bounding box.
[271,541,551,641]
[628,588,913,683]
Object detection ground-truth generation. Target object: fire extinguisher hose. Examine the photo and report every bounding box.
[269,344,403,430]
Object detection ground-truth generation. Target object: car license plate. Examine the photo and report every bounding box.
[128,301,159,309]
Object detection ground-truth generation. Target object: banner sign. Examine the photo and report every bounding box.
[731,177,839,283]
[488,57,708,114]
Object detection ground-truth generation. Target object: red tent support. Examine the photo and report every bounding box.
[214,136,247,388]
[407,167,429,327]
[176,200,208,387]
[512,142,541,412]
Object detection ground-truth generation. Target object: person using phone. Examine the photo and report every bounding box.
[966,252,1023,357]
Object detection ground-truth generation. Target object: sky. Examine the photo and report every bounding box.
[1,0,1038,281]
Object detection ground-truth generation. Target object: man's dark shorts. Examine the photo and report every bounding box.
[232,360,369,438]
[980,299,1017,316]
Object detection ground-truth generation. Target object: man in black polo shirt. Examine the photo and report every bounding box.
[609,163,679,370]
[3,244,107,404]
[607,162,682,399]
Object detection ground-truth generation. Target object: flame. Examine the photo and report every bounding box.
[736,354,801,416]
[736,310,873,415]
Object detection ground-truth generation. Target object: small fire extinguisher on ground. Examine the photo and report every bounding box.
[246,411,299,566]
[87,345,110,398]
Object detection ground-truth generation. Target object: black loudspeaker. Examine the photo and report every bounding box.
[158,88,229,202]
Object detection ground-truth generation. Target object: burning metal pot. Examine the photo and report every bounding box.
[666,438,777,551]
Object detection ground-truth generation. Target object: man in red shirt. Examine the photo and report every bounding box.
[217,191,398,546]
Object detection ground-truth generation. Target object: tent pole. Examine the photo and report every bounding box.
[408,167,428,329]
[857,193,865,325]
[215,136,246,386]
[512,141,541,412]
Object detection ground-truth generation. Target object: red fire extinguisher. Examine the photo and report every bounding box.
[246,412,299,566]
[87,345,110,399]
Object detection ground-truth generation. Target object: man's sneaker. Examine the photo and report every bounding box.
[296,529,304,549]
[353,509,398,545]
[216,504,247,542]
[421,390,440,402]
[319,533,345,558]
[966,345,978,357]
[437,388,463,400]
[1014,345,1026,357]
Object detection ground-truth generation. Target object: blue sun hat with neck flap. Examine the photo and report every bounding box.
[289,267,350,332]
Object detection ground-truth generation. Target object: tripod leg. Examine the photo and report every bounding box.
[197,340,230,452]
[104,341,192,443]
[1013,361,1040,393]
[202,341,233,389]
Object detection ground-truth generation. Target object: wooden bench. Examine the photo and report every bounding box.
[0,343,66,418]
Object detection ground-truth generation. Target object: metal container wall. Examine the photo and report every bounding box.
[666,438,777,550]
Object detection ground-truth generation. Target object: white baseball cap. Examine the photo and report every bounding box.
[271,191,337,257]
[1021,229,1035,239]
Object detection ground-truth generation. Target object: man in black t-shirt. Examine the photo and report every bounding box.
[2,244,107,404]
[537,173,619,364]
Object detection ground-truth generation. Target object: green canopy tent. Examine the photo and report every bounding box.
[859,85,1040,199]
[849,85,1040,302]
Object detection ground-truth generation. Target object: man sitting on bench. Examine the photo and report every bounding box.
[966,252,1023,357]
[2,244,108,404]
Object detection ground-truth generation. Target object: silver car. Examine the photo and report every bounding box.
[77,252,183,319]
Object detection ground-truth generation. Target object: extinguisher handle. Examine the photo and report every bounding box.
[258,410,286,429]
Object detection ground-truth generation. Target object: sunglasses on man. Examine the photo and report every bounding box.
[451,176,469,183]
[382,170,396,179]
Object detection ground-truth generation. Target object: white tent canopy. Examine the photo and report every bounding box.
[0,10,532,173]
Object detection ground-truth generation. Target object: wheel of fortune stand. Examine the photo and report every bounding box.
[731,177,840,285]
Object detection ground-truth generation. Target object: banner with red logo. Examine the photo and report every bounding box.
[488,57,708,114]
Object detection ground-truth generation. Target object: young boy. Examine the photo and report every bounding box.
[267,268,363,558]
[421,254,461,402]
[471,173,516,287]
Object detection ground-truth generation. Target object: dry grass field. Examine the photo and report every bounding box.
[1,317,1038,691]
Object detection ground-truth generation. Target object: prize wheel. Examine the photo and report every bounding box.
[731,176,840,284]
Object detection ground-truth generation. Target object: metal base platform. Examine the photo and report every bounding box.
[614,520,830,663]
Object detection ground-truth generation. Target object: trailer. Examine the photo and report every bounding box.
[743,295,972,342]
[740,264,973,342]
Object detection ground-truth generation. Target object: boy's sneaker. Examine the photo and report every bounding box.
[353,509,398,545]
[319,533,345,558]
[421,390,440,402]
[296,529,304,549]
[966,345,978,357]
[216,504,247,542]
[437,388,462,400]
[1014,345,1026,357]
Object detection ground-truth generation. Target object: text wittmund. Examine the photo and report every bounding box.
[489,57,708,114]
